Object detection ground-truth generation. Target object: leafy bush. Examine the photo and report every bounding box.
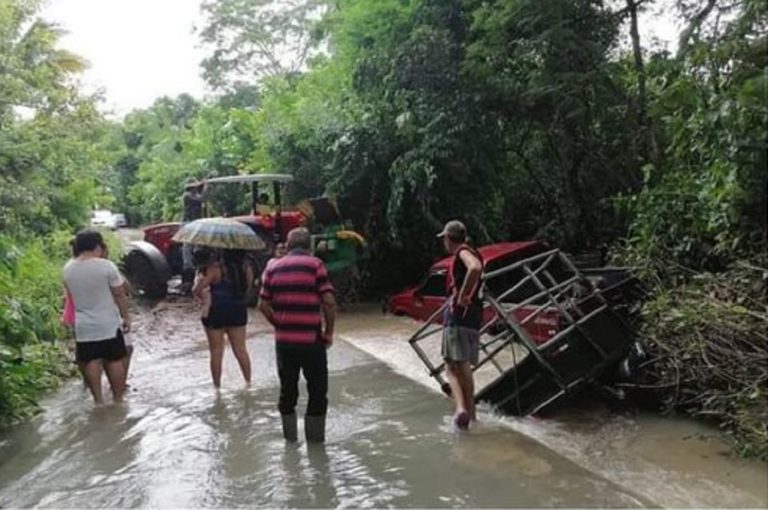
[612,1,767,458]
[0,234,77,426]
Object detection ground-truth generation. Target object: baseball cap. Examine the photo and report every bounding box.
[184,177,202,190]
[436,220,467,241]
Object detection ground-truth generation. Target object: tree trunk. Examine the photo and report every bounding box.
[626,0,660,167]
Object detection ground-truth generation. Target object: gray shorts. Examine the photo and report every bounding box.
[442,326,480,366]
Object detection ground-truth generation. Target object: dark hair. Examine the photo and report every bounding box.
[70,238,80,257]
[193,246,217,269]
[222,249,248,297]
[74,229,104,254]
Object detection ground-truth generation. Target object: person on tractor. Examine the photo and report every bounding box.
[182,179,207,221]
[181,178,207,290]
[256,192,272,215]
[437,220,484,430]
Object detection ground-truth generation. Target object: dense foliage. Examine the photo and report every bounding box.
[0,234,75,424]
[0,0,109,425]
[1,0,765,456]
[614,0,767,458]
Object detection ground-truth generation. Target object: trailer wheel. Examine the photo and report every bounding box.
[123,247,168,299]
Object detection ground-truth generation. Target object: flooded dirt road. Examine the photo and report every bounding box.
[0,303,765,508]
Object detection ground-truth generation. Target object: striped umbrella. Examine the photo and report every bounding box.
[172,218,266,250]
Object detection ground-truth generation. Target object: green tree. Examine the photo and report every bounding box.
[199,0,328,89]
[0,0,109,235]
[104,94,269,224]
[622,0,767,270]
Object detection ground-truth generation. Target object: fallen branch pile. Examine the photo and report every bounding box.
[633,260,768,459]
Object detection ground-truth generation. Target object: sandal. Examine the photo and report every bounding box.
[454,411,470,430]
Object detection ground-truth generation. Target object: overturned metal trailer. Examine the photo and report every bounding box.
[406,248,639,416]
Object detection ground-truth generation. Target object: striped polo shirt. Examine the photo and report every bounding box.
[260,251,335,344]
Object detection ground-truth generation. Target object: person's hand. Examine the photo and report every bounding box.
[322,331,334,348]
[457,293,472,308]
[122,316,132,334]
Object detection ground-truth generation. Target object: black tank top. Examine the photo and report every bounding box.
[445,245,484,329]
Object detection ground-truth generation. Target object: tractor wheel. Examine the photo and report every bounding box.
[122,249,168,299]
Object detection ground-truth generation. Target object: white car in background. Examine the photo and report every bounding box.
[112,213,128,228]
[90,209,117,230]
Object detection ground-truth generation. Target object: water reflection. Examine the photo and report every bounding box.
[306,444,336,506]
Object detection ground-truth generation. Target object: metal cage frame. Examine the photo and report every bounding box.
[406,249,636,415]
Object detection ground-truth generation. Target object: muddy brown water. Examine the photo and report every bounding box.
[0,303,765,508]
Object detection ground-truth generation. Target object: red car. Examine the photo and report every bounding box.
[387,241,562,344]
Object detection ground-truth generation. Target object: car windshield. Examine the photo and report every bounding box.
[419,271,447,297]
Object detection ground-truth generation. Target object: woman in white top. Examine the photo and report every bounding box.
[63,230,132,405]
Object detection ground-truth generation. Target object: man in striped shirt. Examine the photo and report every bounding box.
[259,228,336,443]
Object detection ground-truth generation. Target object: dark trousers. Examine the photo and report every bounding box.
[276,342,328,416]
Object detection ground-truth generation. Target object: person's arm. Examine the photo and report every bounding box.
[259,298,276,327]
[192,264,218,300]
[316,262,336,346]
[193,183,208,201]
[321,292,336,347]
[457,250,483,307]
[258,267,276,327]
[107,262,131,333]
[110,286,131,333]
